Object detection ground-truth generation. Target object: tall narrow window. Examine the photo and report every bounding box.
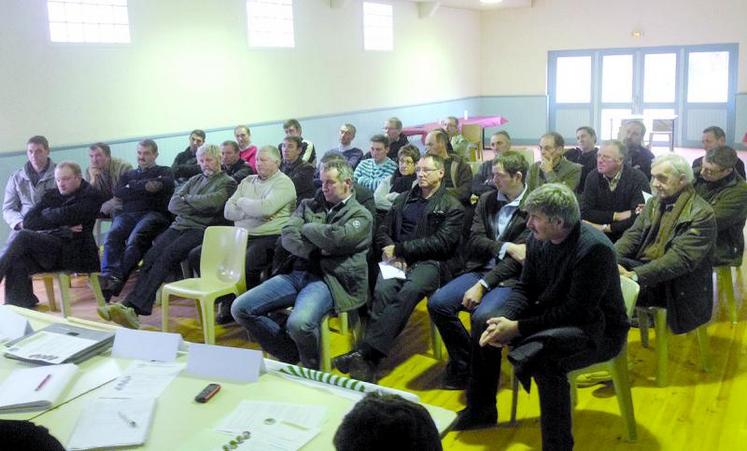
[687,51,729,103]
[363,2,393,51]
[555,56,591,103]
[47,0,130,43]
[246,0,294,48]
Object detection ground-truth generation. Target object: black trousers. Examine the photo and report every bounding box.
[0,231,64,307]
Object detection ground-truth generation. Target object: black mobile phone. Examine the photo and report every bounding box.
[195,383,221,403]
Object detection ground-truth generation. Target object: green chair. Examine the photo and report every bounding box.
[715,266,739,325]
[320,311,358,372]
[35,272,106,318]
[160,226,248,344]
[510,276,640,442]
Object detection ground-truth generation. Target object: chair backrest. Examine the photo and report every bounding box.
[651,119,673,133]
[199,226,249,288]
[461,124,482,145]
[512,147,536,164]
[619,276,640,319]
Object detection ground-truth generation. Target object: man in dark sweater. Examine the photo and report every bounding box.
[384,117,410,161]
[281,136,316,205]
[692,126,746,179]
[453,183,629,451]
[564,126,599,194]
[98,139,174,299]
[621,120,655,180]
[171,129,205,185]
[581,140,650,242]
[220,140,253,183]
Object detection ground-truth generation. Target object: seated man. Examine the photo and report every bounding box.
[326,123,364,169]
[234,125,258,171]
[564,126,599,193]
[581,140,649,242]
[428,151,530,389]
[231,159,372,370]
[616,154,715,334]
[621,120,655,180]
[383,117,410,161]
[454,183,629,451]
[353,135,398,192]
[527,132,582,193]
[220,140,253,183]
[692,126,746,179]
[85,142,132,216]
[333,154,464,382]
[98,139,174,300]
[442,116,470,159]
[471,131,512,198]
[172,129,206,185]
[425,130,472,206]
[279,119,316,164]
[3,135,57,245]
[317,152,376,218]
[0,161,104,308]
[281,136,316,204]
[693,145,747,268]
[98,144,237,328]
[373,144,420,215]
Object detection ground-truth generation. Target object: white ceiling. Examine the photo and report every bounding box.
[407,0,533,11]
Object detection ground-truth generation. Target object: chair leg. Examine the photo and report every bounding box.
[430,321,444,361]
[199,297,216,344]
[161,289,170,333]
[42,275,58,312]
[608,346,637,441]
[637,307,650,348]
[88,273,106,308]
[695,325,711,373]
[653,308,668,387]
[339,311,349,336]
[717,266,738,325]
[57,273,73,318]
[320,315,331,373]
[509,370,519,425]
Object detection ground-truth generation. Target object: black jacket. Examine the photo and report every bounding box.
[281,159,316,205]
[114,165,174,214]
[171,147,201,182]
[626,144,655,180]
[564,147,598,194]
[223,159,253,184]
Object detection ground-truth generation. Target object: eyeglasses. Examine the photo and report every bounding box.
[416,167,439,174]
[399,159,415,165]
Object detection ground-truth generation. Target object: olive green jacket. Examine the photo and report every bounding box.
[526,158,582,193]
[694,172,747,267]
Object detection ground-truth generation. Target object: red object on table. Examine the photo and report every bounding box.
[402,115,509,143]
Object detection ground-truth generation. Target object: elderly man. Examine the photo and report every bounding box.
[442,116,470,159]
[234,125,258,171]
[453,183,629,451]
[383,117,409,160]
[98,139,174,300]
[616,154,716,334]
[581,140,649,242]
[98,144,237,328]
[472,131,513,197]
[693,146,747,268]
[0,162,104,308]
[428,151,530,389]
[564,126,599,193]
[85,142,132,216]
[692,126,746,179]
[527,132,582,193]
[281,136,316,204]
[3,136,57,245]
[326,123,364,169]
[279,119,316,164]
[621,120,655,180]
[172,129,206,185]
[353,135,398,192]
[425,129,472,206]
[333,154,464,382]
[232,159,372,370]
[221,140,253,183]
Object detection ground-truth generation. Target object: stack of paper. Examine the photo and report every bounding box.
[66,397,157,450]
[4,323,114,365]
[0,363,78,412]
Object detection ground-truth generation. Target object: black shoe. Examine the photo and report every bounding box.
[99,275,123,295]
[332,350,362,374]
[451,408,498,431]
[349,353,377,383]
[216,300,234,325]
[442,370,469,390]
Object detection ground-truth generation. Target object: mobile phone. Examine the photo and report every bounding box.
[195,383,221,403]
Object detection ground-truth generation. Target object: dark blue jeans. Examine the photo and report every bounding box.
[101,211,170,281]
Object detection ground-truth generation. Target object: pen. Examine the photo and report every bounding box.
[118,411,138,428]
[34,374,52,392]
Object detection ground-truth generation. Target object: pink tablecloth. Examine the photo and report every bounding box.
[402,115,509,141]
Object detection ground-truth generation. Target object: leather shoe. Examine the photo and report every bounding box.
[349,354,377,383]
[451,408,498,431]
[332,350,362,374]
[216,300,234,325]
[442,370,469,390]
[99,274,124,295]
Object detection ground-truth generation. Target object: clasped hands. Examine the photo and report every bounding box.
[479,317,519,348]
[382,244,407,272]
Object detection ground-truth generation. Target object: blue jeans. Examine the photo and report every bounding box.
[231,271,334,369]
[101,211,170,281]
[427,271,512,374]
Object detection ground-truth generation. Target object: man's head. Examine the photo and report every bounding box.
[702,126,726,152]
[320,159,354,205]
[441,116,459,138]
[596,140,627,178]
[55,161,83,195]
[576,126,597,151]
[701,145,738,183]
[234,125,252,150]
[416,154,445,192]
[196,144,221,176]
[397,144,420,176]
[282,136,303,163]
[339,123,356,146]
[26,135,50,172]
[383,117,403,141]
[283,119,302,138]
[425,130,449,158]
[623,120,646,147]
[490,131,511,154]
[256,145,282,179]
[189,129,206,153]
[493,151,528,195]
[650,154,693,200]
[539,132,565,163]
[221,140,241,167]
[333,393,442,451]
[136,139,158,169]
[369,134,390,164]
[88,142,112,170]
[523,183,580,242]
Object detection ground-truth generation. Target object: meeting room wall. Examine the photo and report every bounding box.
[478,0,747,144]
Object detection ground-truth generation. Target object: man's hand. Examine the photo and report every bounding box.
[462,282,485,310]
[69,224,83,233]
[506,243,526,264]
[88,167,101,180]
[479,317,519,348]
[390,258,407,272]
[634,203,645,215]
[144,180,163,193]
[582,220,606,232]
[382,244,396,262]
[613,210,632,222]
[540,157,557,174]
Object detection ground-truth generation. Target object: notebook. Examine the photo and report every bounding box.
[4,323,114,365]
[0,363,78,412]
[67,397,157,450]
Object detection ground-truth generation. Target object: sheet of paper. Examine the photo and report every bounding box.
[378,262,406,280]
[67,397,156,450]
[642,190,653,203]
[186,343,264,383]
[111,328,181,362]
[99,361,184,398]
[215,400,327,434]
[0,305,33,343]
[0,363,78,411]
[66,359,122,400]
[5,330,97,364]
[215,423,321,451]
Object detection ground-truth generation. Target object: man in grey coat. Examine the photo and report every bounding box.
[232,159,372,370]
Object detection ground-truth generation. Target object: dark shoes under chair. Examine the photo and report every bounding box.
[332,350,377,383]
[451,408,498,431]
[98,274,124,302]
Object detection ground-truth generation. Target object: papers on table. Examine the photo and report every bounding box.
[100,361,184,398]
[0,305,33,343]
[0,363,78,412]
[112,328,182,362]
[378,261,406,280]
[4,323,113,365]
[67,397,157,450]
[186,343,264,383]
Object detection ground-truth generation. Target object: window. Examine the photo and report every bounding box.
[555,56,591,103]
[246,0,294,48]
[687,51,729,103]
[47,0,130,43]
[363,2,393,51]
[602,55,633,103]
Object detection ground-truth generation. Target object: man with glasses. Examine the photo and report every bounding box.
[373,144,420,215]
[333,154,464,383]
[527,132,582,193]
[692,126,745,179]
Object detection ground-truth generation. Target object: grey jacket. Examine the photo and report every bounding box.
[3,160,57,231]
[168,172,237,230]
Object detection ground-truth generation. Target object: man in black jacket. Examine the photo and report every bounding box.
[0,161,104,308]
[428,151,530,389]
[692,126,746,179]
[621,120,655,180]
[453,183,629,451]
[281,136,316,205]
[171,129,205,185]
[221,140,253,183]
[564,126,599,194]
[581,140,649,242]
[333,154,464,382]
